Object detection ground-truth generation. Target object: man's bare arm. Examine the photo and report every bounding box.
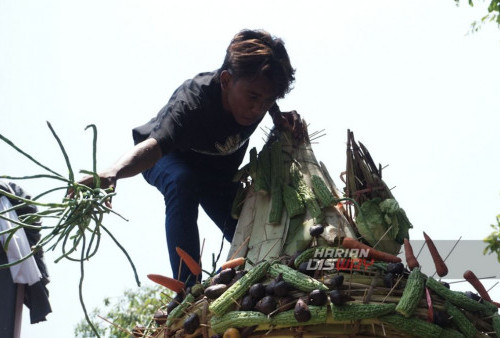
[79,138,163,190]
[113,138,162,180]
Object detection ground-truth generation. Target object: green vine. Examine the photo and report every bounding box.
[0,122,139,338]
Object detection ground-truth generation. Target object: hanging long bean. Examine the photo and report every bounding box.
[0,122,139,337]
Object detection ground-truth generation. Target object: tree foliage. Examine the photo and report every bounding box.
[455,0,500,32]
[74,285,168,337]
[484,214,500,262]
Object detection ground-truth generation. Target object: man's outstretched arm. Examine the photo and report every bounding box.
[78,137,162,191]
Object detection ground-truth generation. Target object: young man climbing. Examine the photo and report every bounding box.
[81,29,299,285]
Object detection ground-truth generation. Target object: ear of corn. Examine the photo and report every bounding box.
[253,147,271,193]
[426,277,498,314]
[210,311,270,334]
[298,183,324,223]
[395,267,425,317]
[289,162,302,189]
[311,175,335,208]
[270,139,284,188]
[381,314,443,337]
[282,214,309,256]
[283,184,305,218]
[231,183,248,220]
[289,164,323,222]
[331,302,396,321]
[268,184,283,224]
[268,139,286,223]
[271,305,327,328]
[209,261,270,316]
[289,164,324,222]
[444,301,477,338]
[268,263,328,292]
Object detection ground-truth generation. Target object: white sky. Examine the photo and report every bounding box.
[1,1,500,337]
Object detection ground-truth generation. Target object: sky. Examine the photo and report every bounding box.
[1,0,500,337]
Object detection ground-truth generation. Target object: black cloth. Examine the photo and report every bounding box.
[0,181,52,324]
[132,70,264,174]
[0,250,17,337]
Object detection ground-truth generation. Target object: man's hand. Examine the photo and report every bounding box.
[69,170,117,208]
[70,138,162,207]
[269,104,306,140]
[78,170,117,192]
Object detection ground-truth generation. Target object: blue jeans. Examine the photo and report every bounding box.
[143,152,238,285]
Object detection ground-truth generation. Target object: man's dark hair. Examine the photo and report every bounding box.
[220,29,295,99]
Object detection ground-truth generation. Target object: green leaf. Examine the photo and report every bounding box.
[356,198,384,245]
[394,207,412,244]
[488,0,499,12]
[377,198,412,245]
[483,214,500,262]
[388,214,400,241]
[379,198,400,214]
[356,198,400,254]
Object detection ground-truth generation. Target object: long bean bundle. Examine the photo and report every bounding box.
[0,122,139,337]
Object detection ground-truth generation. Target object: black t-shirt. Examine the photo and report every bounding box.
[132,71,264,174]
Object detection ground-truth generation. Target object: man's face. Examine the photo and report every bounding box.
[221,70,276,126]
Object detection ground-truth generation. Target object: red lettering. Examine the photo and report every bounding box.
[336,258,353,271]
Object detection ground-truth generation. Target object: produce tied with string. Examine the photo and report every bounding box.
[112,125,500,337]
[344,130,412,255]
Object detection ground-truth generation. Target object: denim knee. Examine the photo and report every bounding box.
[143,153,199,196]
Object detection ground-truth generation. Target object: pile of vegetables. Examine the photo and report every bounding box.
[139,124,499,337]
[146,241,499,337]
[2,119,498,337]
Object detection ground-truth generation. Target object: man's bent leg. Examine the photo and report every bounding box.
[199,175,239,243]
[143,153,201,286]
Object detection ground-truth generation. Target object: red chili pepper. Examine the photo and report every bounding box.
[221,257,246,270]
[463,270,492,302]
[423,232,448,277]
[425,287,434,323]
[176,246,202,276]
[403,238,420,270]
[147,274,185,293]
[342,237,401,263]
